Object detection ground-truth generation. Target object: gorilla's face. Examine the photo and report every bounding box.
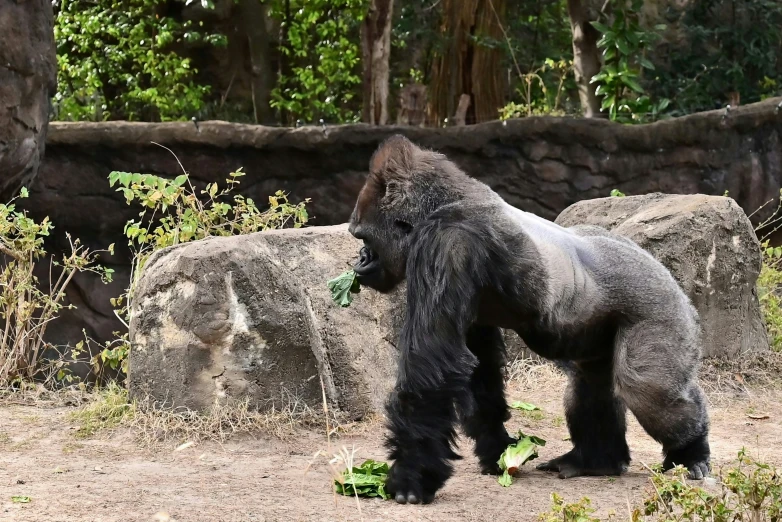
[348,202,413,293]
[347,134,441,293]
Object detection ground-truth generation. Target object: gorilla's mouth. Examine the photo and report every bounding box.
[354,245,381,276]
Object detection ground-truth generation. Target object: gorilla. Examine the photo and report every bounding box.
[347,135,710,505]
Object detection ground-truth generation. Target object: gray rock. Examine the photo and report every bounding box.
[128,225,404,420]
[556,193,769,358]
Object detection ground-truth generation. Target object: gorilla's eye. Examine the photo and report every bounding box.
[394,219,413,234]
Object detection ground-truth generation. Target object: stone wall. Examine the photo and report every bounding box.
[25,97,782,372]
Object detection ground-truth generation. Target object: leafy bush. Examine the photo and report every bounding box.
[54,0,225,121]
[650,0,782,115]
[0,190,113,387]
[499,58,575,119]
[642,450,781,521]
[269,0,367,124]
[590,0,670,123]
[538,450,781,521]
[758,241,782,352]
[99,166,310,375]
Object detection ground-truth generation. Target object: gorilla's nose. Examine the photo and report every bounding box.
[349,222,365,239]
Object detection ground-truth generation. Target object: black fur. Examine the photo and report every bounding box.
[348,135,711,504]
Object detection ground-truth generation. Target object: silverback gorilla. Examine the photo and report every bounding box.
[347,135,710,505]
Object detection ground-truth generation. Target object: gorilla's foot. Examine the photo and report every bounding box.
[476,432,517,476]
[663,435,711,480]
[536,450,628,479]
[385,461,436,505]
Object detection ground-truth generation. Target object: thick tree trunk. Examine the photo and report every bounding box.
[361,0,394,125]
[0,0,56,201]
[238,0,274,125]
[567,0,603,118]
[428,0,506,126]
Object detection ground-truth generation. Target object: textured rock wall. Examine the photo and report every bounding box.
[27,98,782,367]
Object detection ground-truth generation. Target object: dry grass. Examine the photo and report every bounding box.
[699,351,782,404]
[505,354,565,392]
[0,380,92,408]
[64,382,346,446]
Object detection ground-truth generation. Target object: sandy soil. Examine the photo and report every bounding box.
[1,377,780,522]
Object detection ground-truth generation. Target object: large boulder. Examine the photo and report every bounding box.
[128,225,405,420]
[129,194,768,415]
[0,0,56,201]
[556,192,768,358]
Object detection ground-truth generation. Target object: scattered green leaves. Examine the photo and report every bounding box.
[334,459,390,500]
[497,430,546,487]
[538,493,599,522]
[328,270,360,307]
[511,401,540,411]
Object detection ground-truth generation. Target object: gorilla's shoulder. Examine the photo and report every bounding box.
[566,224,637,247]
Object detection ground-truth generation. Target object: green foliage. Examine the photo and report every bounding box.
[590,0,670,123]
[650,0,782,115]
[54,0,225,121]
[758,240,782,352]
[641,449,781,521]
[69,382,135,438]
[104,166,310,375]
[0,190,113,387]
[538,493,600,522]
[610,189,626,197]
[270,0,368,124]
[537,450,782,521]
[499,58,575,119]
[334,459,391,500]
[328,270,360,307]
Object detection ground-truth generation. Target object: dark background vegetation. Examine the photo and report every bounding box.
[52,0,782,127]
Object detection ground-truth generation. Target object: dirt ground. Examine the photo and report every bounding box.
[1,372,781,522]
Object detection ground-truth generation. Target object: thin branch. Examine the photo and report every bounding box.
[0,244,24,262]
[487,0,525,84]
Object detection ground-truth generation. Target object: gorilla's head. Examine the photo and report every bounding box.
[347,134,470,293]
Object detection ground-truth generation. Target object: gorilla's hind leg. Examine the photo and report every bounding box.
[460,326,515,475]
[615,321,711,479]
[536,359,630,479]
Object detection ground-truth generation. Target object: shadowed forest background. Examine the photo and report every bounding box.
[52,0,782,127]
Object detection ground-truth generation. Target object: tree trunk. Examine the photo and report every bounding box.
[428,0,506,126]
[567,0,603,118]
[0,0,56,201]
[361,0,394,125]
[238,0,274,125]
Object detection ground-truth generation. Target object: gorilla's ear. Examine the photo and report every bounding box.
[370,134,417,176]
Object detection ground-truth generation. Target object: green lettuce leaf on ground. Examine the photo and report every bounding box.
[328,270,361,307]
[511,401,540,411]
[334,459,390,500]
[497,430,546,487]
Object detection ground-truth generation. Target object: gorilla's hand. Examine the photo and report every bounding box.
[352,245,396,292]
[385,460,434,505]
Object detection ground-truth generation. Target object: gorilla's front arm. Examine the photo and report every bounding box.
[384,214,516,504]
